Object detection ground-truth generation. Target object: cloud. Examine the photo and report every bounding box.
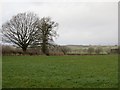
[1,2,118,45]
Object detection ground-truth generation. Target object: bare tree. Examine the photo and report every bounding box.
[38,17,58,55]
[2,12,40,52]
[60,46,71,55]
[95,47,103,54]
[87,47,94,54]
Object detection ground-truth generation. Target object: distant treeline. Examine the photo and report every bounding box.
[67,45,119,55]
[1,44,119,56]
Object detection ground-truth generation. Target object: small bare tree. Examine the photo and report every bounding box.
[2,12,40,52]
[87,47,94,54]
[95,47,103,54]
[60,46,71,55]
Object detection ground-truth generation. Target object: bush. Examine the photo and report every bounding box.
[2,45,16,55]
[2,45,42,55]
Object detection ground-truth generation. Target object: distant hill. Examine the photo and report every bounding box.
[63,45,118,50]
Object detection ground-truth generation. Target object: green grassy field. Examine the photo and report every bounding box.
[2,55,118,88]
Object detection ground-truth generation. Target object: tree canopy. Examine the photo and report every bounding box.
[37,17,58,55]
[2,12,59,55]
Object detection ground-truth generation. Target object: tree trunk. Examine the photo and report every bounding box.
[22,46,27,55]
[42,40,49,56]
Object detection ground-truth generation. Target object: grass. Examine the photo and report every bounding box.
[2,55,118,88]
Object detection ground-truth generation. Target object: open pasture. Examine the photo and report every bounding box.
[2,55,118,88]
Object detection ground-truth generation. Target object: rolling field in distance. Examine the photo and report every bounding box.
[2,55,118,88]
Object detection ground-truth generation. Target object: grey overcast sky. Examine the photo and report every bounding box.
[1,0,118,45]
